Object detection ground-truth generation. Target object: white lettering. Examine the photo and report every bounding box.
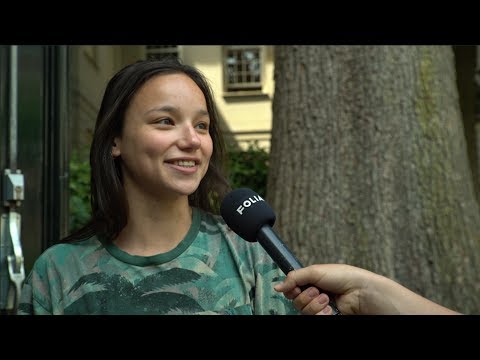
[236,195,265,215]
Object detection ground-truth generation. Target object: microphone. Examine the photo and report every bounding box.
[220,187,341,315]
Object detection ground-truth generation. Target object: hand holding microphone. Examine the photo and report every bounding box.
[220,188,341,315]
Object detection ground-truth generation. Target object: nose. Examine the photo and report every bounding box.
[178,123,201,150]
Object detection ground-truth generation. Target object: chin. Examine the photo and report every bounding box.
[168,174,206,197]
[173,184,201,197]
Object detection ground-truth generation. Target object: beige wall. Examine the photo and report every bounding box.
[69,45,274,152]
[182,45,274,150]
[69,46,122,150]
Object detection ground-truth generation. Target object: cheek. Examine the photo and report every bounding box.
[142,135,169,156]
[204,137,213,161]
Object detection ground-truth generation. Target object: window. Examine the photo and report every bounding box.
[223,46,263,93]
[145,45,179,60]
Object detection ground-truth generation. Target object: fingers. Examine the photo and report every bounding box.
[282,287,302,300]
[274,271,299,293]
[292,286,332,315]
[274,269,334,315]
[274,278,302,300]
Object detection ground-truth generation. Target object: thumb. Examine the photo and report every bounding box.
[285,264,347,294]
[274,270,300,292]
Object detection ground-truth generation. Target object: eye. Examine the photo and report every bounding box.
[157,118,174,126]
[195,121,210,131]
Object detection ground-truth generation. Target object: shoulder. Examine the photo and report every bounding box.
[42,236,102,257]
[196,208,235,238]
[196,208,258,251]
[31,236,103,272]
[195,207,269,258]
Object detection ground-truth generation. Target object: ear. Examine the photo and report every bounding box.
[112,137,121,157]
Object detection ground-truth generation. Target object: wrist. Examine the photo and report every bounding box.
[360,272,400,315]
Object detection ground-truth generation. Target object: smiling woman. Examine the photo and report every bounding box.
[17,58,300,315]
[111,73,214,209]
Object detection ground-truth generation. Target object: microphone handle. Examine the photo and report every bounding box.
[258,226,341,315]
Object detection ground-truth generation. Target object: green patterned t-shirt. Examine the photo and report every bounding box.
[18,207,299,315]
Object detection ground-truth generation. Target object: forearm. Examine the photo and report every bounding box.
[364,274,461,315]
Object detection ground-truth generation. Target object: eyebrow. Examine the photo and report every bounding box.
[144,105,209,117]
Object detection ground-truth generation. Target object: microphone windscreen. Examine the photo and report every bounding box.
[220,188,276,242]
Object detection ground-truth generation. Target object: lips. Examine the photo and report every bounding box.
[165,158,200,167]
[165,158,201,174]
[172,160,195,167]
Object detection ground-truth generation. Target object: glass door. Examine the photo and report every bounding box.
[0,45,69,314]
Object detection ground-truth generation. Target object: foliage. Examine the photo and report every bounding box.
[69,151,91,232]
[226,141,269,198]
[68,141,270,232]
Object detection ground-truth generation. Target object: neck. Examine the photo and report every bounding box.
[114,190,193,256]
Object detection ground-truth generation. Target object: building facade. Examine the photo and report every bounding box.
[69,45,275,153]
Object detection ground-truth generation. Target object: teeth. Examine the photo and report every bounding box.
[175,160,195,167]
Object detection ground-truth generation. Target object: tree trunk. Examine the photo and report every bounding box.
[268,45,480,313]
[453,45,479,204]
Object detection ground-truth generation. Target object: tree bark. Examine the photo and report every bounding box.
[268,45,480,313]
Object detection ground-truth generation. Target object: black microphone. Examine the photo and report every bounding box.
[220,187,341,315]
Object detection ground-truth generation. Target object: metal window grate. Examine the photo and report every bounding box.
[224,46,262,91]
[145,45,178,60]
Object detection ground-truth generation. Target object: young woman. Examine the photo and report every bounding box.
[18,58,298,315]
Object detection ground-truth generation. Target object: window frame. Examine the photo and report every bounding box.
[145,45,180,61]
[223,45,265,96]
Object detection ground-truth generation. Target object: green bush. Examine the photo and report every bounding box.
[68,141,270,232]
[69,151,91,232]
[226,141,269,198]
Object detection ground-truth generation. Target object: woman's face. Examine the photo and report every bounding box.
[112,73,213,199]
